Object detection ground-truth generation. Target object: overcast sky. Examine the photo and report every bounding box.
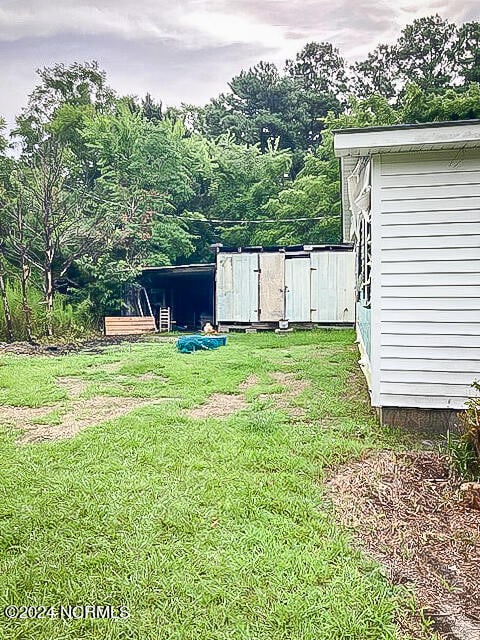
[1,0,480,128]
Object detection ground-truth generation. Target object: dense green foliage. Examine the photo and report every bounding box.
[0,281,93,341]
[1,13,480,338]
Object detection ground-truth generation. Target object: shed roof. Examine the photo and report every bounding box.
[216,244,353,253]
[141,263,215,276]
[334,119,480,157]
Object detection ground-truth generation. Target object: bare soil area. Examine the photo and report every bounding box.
[16,396,168,444]
[187,371,308,419]
[259,371,309,417]
[326,450,480,640]
[0,373,170,443]
[187,393,248,419]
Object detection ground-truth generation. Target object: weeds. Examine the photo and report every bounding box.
[444,382,480,480]
[0,281,96,341]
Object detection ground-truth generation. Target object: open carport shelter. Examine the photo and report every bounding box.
[136,244,355,332]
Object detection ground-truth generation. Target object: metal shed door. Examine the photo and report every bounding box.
[216,253,259,322]
[311,251,355,323]
[259,253,285,321]
[285,257,311,322]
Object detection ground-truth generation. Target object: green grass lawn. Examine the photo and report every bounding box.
[0,330,416,639]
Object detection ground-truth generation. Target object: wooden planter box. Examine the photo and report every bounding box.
[104,316,156,336]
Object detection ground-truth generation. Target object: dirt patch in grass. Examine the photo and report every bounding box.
[326,450,480,640]
[56,377,89,398]
[187,393,247,419]
[94,361,123,374]
[187,372,308,420]
[1,396,169,444]
[0,405,55,426]
[239,374,259,390]
[187,374,259,419]
[259,372,309,417]
[135,372,169,382]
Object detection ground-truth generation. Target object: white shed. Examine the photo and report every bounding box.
[334,120,480,428]
[215,245,355,329]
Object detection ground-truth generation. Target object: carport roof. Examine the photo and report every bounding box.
[142,263,215,275]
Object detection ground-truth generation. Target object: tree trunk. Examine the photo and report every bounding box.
[0,251,14,342]
[15,201,34,343]
[44,240,54,338]
[42,188,55,338]
[20,257,33,343]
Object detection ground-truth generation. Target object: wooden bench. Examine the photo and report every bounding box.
[104,316,156,336]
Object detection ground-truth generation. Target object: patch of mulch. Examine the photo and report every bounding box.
[326,451,480,640]
[0,335,175,357]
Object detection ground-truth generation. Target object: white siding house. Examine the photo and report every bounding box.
[334,121,480,426]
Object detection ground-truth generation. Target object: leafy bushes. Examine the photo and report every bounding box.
[445,382,480,480]
[0,282,96,342]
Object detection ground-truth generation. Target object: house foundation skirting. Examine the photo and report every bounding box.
[377,406,461,433]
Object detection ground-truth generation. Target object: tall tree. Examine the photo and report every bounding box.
[352,15,460,100]
[0,120,14,341]
[141,93,163,122]
[80,106,202,310]
[13,137,108,336]
[395,14,459,91]
[204,59,341,154]
[351,45,398,100]
[191,134,292,250]
[263,95,400,246]
[205,62,301,151]
[457,21,480,85]
[285,41,348,98]
[401,82,480,123]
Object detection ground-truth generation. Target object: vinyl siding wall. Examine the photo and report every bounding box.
[370,150,480,410]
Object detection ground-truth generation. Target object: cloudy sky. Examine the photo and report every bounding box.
[1,0,480,127]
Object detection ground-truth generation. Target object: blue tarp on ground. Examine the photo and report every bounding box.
[176,335,227,353]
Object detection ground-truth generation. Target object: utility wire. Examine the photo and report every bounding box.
[159,213,332,225]
[62,185,333,225]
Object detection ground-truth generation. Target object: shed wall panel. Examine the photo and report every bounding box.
[375,151,480,410]
[259,253,285,321]
[216,248,355,326]
[311,251,355,322]
[285,257,311,322]
[216,253,258,322]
